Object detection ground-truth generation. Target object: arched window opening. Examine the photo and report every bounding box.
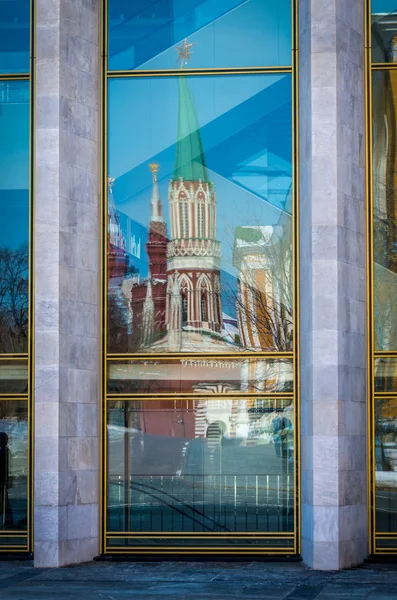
[180,202,188,237]
[182,294,188,324]
[201,294,207,322]
[197,202,204,238]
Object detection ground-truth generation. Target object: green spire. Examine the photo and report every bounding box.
[174,76,210,183]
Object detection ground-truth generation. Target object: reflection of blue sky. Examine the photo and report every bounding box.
[108,73,292,314]
[0,0,30,73]
[109,0,291,70]
[373,1,397,13]
[0,82,29,249]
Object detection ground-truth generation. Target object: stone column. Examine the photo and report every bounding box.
[34,0,100,567]
[299,0,368,569]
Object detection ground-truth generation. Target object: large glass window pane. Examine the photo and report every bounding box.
[372,1,397,62]
[108,0,291,71]
[375,397,397,533]
[0,401,28,532]
[0,0,30,74]
[107,74,293,354]
[107,398,294,547]
[107,357,293,394]
[0,81,30,354]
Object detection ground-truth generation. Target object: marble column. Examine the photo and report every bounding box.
[34,0,100,567]
[299,0,368,569]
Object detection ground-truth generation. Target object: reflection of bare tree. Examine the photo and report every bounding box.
[224,217,293,353]
[0,244,28,353]
[373,170,397,349]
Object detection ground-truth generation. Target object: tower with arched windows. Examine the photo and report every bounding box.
[166,76,223,341]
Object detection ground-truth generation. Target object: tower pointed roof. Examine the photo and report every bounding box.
[148,163,165,223]
[174,75,210,183]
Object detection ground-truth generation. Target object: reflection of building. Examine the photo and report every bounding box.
[130,165,168,345]
[233,225,292,352]
[107,179,128,286]
[130,76,230,352]
[166,78,223,346]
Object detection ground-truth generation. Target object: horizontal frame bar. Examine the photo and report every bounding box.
[105,547,295,554]
[106,393,294,400]
[107,352,294,360]
[106,532,294,537]
[107,66,293,78]
[0,73,29,81]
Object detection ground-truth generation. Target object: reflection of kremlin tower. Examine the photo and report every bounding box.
[108,177,128,283]
[166,77,223,347]
[130,164,168,346]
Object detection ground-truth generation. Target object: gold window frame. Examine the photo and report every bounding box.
[100,0,300,556]
[0,0,34,555]
[367,0,397,556]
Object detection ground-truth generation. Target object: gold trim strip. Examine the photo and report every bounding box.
[106,393,294,400]
[105,548,295,554]
[107,67,293,78]
[106,352,294,360]
[0,73,29,80]
[372,64,397,70]
[106,532,294,537]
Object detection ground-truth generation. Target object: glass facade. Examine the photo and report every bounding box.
[0,1,30,74]
[108,0,292,71]
[0,3,31,554]
[371,0,397,555]
[104,0,297,554]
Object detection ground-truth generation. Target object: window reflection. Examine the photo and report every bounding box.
[375,398,397,533]
[107,74,293,353]
[372,2,397,62]
[372,70,397,350]
[107,357,293,394]
[0,82,29,353]
[0,360,28,395]
[107,398,294,542]
[0,401,28,532]
[108,0,291,71]
[0,0,30,74]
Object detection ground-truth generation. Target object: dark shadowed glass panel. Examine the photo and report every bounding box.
[372,1,397,62]
[106,536,293,549]
[107,398,294,545]
[0,81,29,353]
[107,74,293,353]
[375,397,397,533]
[0,360,28,395]
[107,357,293,394]
[0,401,28,532]
[108,0,291,71]
[0,0,30,73]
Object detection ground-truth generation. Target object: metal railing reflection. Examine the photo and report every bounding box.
[108,473,294,534]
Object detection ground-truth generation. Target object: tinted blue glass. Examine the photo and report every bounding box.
[107,74,293,353]
[372,1,397,62]
[0,0,30,73]
[108,0,291,71]
[0,81,29,353]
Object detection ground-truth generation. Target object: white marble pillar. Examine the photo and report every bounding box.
[34,0,100,567]
[299,0,368,569]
